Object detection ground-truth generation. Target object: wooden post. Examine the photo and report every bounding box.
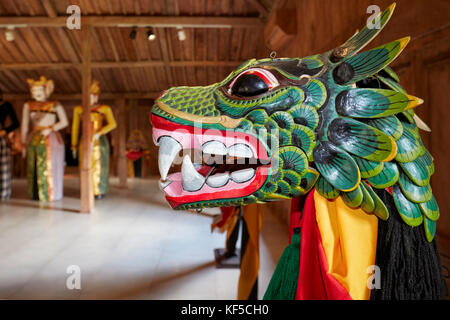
[80,25,94,213]
[118,98,128,188]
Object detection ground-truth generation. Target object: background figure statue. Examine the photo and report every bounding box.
[21,76,68,202]
[0,90,20,200]
[71,80,117,199]
[126,129,150,178]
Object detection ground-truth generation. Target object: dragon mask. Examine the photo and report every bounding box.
[151,4,439,241]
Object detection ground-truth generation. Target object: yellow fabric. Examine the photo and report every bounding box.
[71,106,82,149]
[237,204,263,300]
[29,101,55,113]
[95,105,117,136]
[71,105,116,196]
[128,159,135,178]
[71,105,117,149]
[313,190,378,300]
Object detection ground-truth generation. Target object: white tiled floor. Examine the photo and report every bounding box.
[0,177,288,300]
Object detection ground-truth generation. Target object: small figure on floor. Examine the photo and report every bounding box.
[71,80,117,200]
[126,129,150,178]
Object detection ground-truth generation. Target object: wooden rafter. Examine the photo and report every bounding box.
[3,92,161,100]
[0,16,262,28]
[0,60,242,70]
[248,0,269,18]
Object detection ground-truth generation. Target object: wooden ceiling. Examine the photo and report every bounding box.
[0,0,275,98]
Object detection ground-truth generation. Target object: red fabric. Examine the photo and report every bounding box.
[214,207,236,230]
[294,190,352,300]
[289,197,302,242]
[126,151,144,161]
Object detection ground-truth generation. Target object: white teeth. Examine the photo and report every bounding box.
[206,172,230,188]
[230,168,256,183]
[158,136,182,181]
[181,155,206,192]
[202,141,227,155]
[158,180,172,191]
[152,134,159,146]
[228,144,253,158]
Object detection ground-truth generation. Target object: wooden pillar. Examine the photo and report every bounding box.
[80,25,94,213]
[118,98,128,188]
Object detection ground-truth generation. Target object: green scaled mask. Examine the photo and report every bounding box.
[150,3,439,241]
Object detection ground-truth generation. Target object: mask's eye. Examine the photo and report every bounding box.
[229,68,279,97]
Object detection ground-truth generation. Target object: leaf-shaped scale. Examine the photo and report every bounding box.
[341,185,363,208]
[303,80,327,108]
[366,116,404,141]
[279,146,308,176]
[382,66,401,83]
[398,156,430,187]
[335,89,422,118]
[398,171,432,203]
[423,217,436,242]
[353,156,384,179]
[419,195,440,222]
[328,118,397,162]
[329,3,396,62]
[392,184,424,227]
[359,182,375,214]
[316,176,340,199]
[288,105,319,130]
[395,126,423,163]
[313,141,361,192]
[291,124,315,157]
[296,168,320,195]
[366,162,399,189]
[376,74,406,94]
[363,183,389,220]
[333,38,410,85]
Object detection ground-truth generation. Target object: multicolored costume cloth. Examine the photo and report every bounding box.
[151,4,446,299]
[72,104,116,197]
[26,101,65,202]
[0,101,19,200]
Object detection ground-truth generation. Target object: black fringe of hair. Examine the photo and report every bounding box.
[370,189,448,300]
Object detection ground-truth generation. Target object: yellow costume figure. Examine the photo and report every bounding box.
[71,80,116,198]
[21,76,68,202]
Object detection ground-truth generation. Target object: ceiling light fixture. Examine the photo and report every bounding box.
[147,27,156,41]
[129,28,137,40]
[5,26,14,42]
[177,26,186,41]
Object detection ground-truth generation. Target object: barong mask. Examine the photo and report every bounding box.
[151,4,439,241]
[27,76,54,102]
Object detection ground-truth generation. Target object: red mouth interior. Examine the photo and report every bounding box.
[151,114,271,208]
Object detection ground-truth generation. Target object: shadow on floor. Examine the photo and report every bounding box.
[95,260,217,299]
[5,200,80,214]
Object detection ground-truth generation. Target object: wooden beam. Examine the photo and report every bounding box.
[3,92,161,100]
[248,0,269,18]
[117,99,128,188]
[0,16,262,28]
[0,60,241,70]
[80,25,94,214]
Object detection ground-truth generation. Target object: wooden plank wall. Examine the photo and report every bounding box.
[273,0,450,290]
